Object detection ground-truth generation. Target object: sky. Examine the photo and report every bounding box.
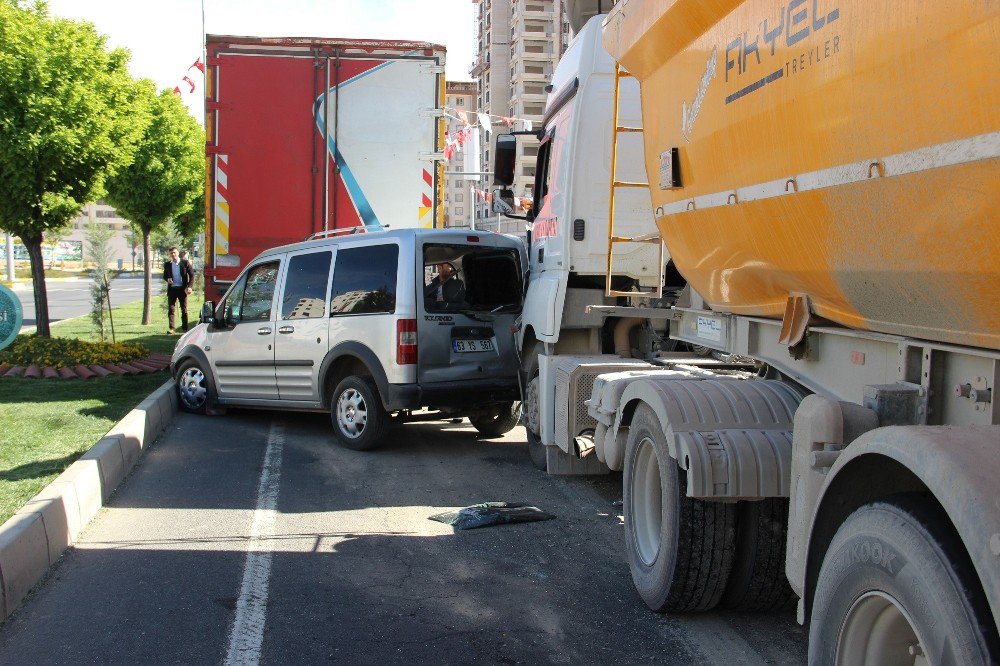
[46,0,476,124]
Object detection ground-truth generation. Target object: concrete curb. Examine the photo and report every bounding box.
[0,379,178,621]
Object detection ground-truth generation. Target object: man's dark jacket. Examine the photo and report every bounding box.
[163,260,195,289]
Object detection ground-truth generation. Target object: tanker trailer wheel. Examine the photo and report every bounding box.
[521,343,547,471]
[809,494,999,665]
[721,498,797,612]
[623,404,736,612]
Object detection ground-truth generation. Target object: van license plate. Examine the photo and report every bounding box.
[453,339,494,353]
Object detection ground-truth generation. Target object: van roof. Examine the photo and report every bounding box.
[254,227,520,259]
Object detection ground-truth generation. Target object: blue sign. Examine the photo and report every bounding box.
[0,284,23,350]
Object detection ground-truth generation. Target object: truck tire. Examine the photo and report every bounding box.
[330,375,387,451]
[470,402,521,438]
[624,404,736,612]
[809,494,999,665]
[176,358,214,415]
[521,343,547,471]
[721,498,796,612]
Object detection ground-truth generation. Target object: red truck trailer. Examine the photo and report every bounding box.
[203,35,446,297]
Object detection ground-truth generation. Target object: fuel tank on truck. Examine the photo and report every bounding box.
[603,0,1000,350]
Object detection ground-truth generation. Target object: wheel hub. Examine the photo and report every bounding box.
[630,436,662,567]
[837,591,928,666]
[337,388,367,438]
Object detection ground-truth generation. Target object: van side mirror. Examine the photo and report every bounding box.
[493,134,516,186]
[200,300,216,325]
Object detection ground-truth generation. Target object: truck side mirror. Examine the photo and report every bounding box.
[200,300,216,325]
[491,189,516,215]
[493,134,516,186]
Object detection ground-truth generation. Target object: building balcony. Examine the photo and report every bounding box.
[469,54,489,77]
[510,49,557,67]
[510,90,548,106]
[513,8,556,21]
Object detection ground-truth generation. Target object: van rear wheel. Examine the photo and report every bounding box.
[330,375,387,451]
[470,402,521,437]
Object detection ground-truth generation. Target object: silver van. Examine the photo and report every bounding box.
[170,228,525,450]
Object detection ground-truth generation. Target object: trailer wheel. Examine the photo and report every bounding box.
[624,404,736,612]
[721,498,796,612]
[809,494,999,664]
[521,343,546,471]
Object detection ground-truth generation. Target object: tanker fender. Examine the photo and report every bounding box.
[605,377,802,498]
[799,422,1000,629]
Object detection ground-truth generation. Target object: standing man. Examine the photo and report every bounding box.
[163,246,194,333]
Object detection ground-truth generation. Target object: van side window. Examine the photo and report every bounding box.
[240,261,280,320]
[282,251,332,319]
[221,275,247,323]
[329,245,398,315]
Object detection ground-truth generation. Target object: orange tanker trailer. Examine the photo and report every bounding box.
[604,0,999,350]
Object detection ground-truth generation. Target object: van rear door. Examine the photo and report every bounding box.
[416,238,524,388]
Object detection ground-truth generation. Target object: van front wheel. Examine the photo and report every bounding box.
[330,375,387,451]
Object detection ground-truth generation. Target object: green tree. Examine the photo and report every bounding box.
[85,221,115,341]
[105,88,204,326]
[0,1,149,336]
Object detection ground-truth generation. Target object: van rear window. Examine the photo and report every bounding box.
[330,244,398,315]
[423,244,521,313]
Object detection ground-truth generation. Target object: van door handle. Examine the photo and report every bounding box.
[278,326,294,334]
[257,327,272,335]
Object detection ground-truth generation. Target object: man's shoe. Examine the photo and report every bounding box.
[168,328,175,334]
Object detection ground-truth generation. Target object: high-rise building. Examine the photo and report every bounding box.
[470,0,570,234]
[443,81,477,229]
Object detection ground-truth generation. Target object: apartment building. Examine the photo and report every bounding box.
[443,81,477,229]
[470,0,570,233]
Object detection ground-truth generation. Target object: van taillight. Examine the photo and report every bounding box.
[397,319,417,365]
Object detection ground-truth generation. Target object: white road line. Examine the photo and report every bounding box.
[224,421,285,666]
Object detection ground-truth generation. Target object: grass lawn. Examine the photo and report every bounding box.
[0,293,201,524]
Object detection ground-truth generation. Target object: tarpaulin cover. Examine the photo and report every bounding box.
[429,502,555,530]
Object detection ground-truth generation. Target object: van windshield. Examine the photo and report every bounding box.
[422,243,522,314]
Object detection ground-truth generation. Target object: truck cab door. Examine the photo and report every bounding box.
[209,259,281,400]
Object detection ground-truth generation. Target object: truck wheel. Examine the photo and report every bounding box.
[471,402,521,437]
[521,343,547,471]
[624,404,736,612]
[176,359,214,415]
[721,498,796,612]
[809,494,999,664]
[330,375,387,451]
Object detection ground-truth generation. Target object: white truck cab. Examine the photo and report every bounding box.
[493,16,677,471]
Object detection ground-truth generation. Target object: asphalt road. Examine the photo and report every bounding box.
[0,412,807,664]
[12,276,163,332]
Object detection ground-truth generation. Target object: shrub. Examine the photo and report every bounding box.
[0,335,148,368]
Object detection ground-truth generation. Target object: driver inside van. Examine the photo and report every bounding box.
[424,262,465,309]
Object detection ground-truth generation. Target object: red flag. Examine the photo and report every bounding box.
[172,86,181,95]
[182,75,196,93]
[190,58,205,73]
